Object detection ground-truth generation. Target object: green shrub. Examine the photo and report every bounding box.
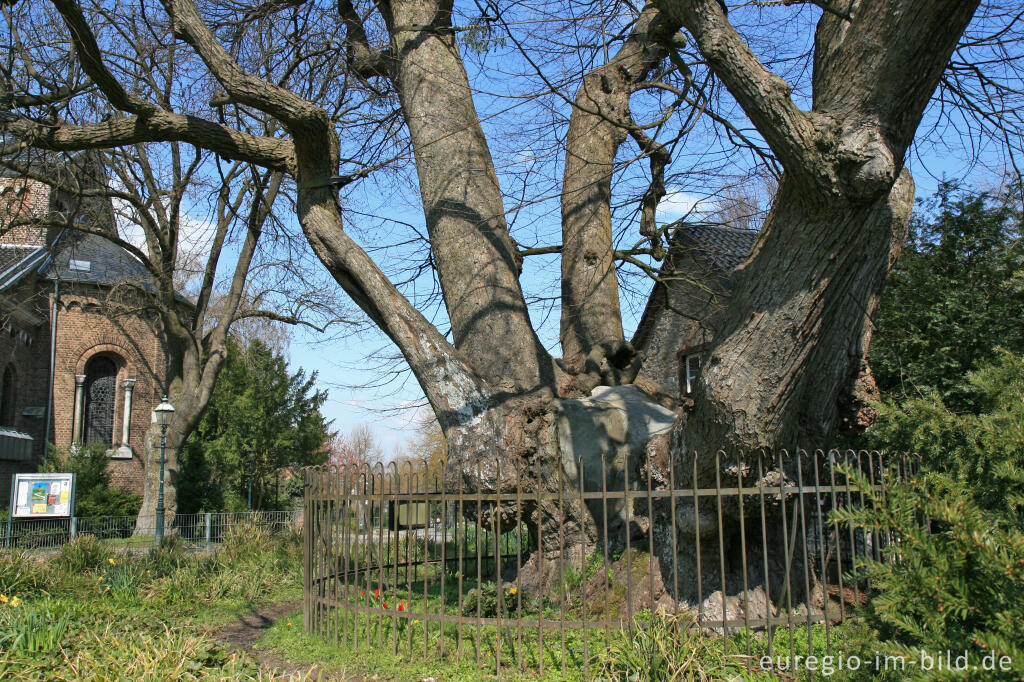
[148,534,187,576]
[863,350,1024,516]
[460,581,522,618]
[56,534,113,573]
[0,552,51,596]
[833,472,1024,680]
[222,518,273,564]
[100,556,147,599]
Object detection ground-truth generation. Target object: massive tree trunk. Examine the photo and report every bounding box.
[643,0,979,615]
[559,8,680,389]
[381,0,551,392]
[655,0,980,463]
[679,170,914,461]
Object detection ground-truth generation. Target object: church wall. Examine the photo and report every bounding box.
[0,280,52,508]
[51,288,168,497]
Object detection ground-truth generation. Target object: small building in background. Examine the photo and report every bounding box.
[632,224,758,401]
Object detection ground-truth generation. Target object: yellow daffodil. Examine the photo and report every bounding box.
[9,597,20,607]
[508,587,517,595]
[107,558,116,565]
[0,594,8,604]
[413,619,421,625]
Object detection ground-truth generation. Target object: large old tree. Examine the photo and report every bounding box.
[3,0,1017,589]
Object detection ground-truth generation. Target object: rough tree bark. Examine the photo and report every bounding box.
[381,0,552,393]
[639,0,980,616]
[653,0,980,465]
[559,7,680,389]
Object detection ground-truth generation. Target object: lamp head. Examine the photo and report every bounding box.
[153,395,175,428]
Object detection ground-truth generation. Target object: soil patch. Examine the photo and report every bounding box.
[215,600,349,681]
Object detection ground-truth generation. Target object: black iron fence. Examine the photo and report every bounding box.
[2,510,301,550]
[303,450,918,678]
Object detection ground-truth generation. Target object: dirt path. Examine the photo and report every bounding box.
[215,600,351,681]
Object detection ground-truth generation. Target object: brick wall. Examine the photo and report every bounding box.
[0,178,52,246]
[0,279,52,507]
[51,287,168,495]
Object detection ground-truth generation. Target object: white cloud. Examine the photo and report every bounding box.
[657,190,710,223]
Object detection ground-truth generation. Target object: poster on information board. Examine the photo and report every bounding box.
[8,473,75,518]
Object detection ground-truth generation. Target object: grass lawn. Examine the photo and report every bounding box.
[0,523,304,681]
[0,524,864,681]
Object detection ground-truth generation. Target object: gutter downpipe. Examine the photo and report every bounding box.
[44,279,58,453]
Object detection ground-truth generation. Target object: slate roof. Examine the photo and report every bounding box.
[39,231,153,288]
[0,245,41,275]
[0,145,69,178]
[670,224,758,273]
[630,224,758,350]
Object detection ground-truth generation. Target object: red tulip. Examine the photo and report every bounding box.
[383,601,388,608]
[360,591,365,597]
[374,588,380,598]
[398,601,405,612]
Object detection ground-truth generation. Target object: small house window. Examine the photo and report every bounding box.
[682,354,702,397]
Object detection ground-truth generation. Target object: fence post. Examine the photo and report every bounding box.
[205,513,212,552]
[70,516,77,541]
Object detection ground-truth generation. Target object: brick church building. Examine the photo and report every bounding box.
[0,159,170,507]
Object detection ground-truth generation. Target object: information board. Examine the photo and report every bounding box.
[9,473,75,518]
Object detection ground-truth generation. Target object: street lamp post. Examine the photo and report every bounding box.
[153,395,175,543]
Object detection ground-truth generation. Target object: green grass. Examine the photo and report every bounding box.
[293,546,843,681]
[0,521,304,680]
[1,528,869,681]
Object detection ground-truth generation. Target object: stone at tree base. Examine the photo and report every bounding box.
[579,549,676,620]
[553,384,677,538]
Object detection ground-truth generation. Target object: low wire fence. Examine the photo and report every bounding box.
[303,450,918,679]
[2,509,301,551]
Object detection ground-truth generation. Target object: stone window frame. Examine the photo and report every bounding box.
[82,354,119,446]
[73,346,134,449]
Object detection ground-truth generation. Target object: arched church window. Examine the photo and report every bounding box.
[84,355,118,445]
[0,364,15,426]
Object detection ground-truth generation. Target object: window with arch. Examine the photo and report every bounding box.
[0,364,15,427]
[84,355,118,445]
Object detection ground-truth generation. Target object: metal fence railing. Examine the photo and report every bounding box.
[1,510,302,551]
[303,449,918,678]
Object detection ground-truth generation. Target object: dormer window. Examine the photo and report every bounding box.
[69,259,91,272]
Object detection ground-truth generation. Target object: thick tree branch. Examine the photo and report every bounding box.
[1,112,293,172]
[560,5,681,366]
[337,0,392,80]
[654,0,831,187]
[160,0,324,128]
